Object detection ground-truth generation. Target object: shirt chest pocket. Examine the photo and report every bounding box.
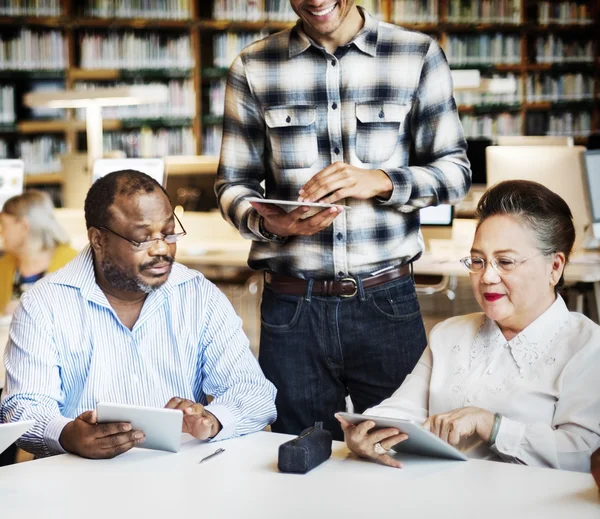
[355,102,410,164]
[265,106,318,169]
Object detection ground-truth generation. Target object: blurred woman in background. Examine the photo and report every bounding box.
[0,190,77,315]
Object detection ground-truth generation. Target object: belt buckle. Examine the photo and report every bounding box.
[340,277,358,298]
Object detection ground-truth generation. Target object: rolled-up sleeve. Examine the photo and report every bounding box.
[0,293,70,457]
[199,285,276,440]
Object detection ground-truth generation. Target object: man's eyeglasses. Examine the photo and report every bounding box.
[460,254,545,275]
[98,212,187,251]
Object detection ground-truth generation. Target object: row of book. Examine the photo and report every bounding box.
[460,113,522,138]
[207,79,226,117]
[548,111,591,136]
[446,34,521,65]
[534,36,594,64]
[79,32,193,70]
[213,31,269,69]
[75,80,196,119]
[357,0,385,18]
[0,30,66,71]
[203,125,222,156]
[0,85,15,124]
[0,139,7,158]
[454,73,522,106]
[17,136,65,174]
[538,1,594,25]
[81,0,192,19]
[446,0,521,24]
[392,0,438,23]
[0,0,60,16]
[212,0,296,22]
[103,127,195,158]
[526,73,594,103]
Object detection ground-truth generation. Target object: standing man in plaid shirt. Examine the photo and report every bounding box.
[216,1,471,440]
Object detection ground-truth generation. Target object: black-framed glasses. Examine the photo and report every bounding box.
[98,212,187,251]
[460,253,545,275]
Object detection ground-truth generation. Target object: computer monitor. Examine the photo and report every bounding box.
[582,150,600,245]
[486,145,587,248]
[0,160,25,211]
[92,158,166,187]
[420,205,453,226]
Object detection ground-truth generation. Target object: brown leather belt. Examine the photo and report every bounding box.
[264,265,411,298]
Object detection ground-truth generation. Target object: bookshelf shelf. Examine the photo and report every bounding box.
[0,0,597,180]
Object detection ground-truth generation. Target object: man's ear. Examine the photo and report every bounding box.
[88,228,104,253]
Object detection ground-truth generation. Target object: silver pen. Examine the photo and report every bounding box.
[198,448,225,464]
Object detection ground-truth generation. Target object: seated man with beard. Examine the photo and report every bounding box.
[0,170,276,459]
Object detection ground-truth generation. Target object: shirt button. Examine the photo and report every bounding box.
[332,102,338,110]
[379,111,385,119]
[338,271,345,277]
[334,147,340,154]
[336,233,343,241]
[487,369,493,375]
[504,343,509,348]
[331,60,336,66]
[286,115,291,123]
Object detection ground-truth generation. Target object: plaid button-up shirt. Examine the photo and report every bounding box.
[216,7,471,280]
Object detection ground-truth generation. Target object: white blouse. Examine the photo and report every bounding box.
[366,296,600,472]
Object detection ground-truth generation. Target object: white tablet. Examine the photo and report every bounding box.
[96,402,184,453]
[246,197,349,211]
[0,420,35,455]
[337,412,468,462]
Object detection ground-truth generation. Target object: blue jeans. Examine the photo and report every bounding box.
[258,273,427,441]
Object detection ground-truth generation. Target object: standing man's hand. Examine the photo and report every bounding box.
[59,410,145,459]
[592,447,600,489]
[422,407,495,446]
[298,163,393,204]
[249,201,342,238]
[165,397,221,440]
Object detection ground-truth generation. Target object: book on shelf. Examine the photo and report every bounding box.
[0,140,8,159]
[0,0,61,17]
[203,126,222,156]
[392,0,438,24]
[208,79,226,117]
[447,33,521,65]
[0,29,67,71]
[534,35,594,64]
[213,32,270,69]
[81,0,192,20]
[0,85,15,124]
[79,32,193,70]
[103,127,195,158]
[460,112,522,138]
[526,73,594,103]
[212,0,297,22]
[75,79,196,120]
[18,136,65,175]
[446,0,520,24]
[538,1,593,25]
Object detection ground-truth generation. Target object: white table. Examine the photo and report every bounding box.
[0,432,598,518]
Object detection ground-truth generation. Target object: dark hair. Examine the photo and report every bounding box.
[84,170,169,230]
[475,180,575,292]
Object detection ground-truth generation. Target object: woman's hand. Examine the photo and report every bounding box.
[422,407,495,446]
[335,414,408,469]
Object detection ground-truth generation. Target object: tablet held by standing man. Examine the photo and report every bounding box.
[216,1,471,440]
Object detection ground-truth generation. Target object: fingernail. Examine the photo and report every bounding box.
[298,196,304,202]
[302,206,310,211]
[136,437,145,444]
[134,432,144,440]
[299,189,305,195]
[122,424,132,432]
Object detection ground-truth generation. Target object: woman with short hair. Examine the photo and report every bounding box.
[0,190,77,315]
[338,180,600,473]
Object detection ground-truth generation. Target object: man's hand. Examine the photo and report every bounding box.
[249,201,341,238]
[165,397,222,440]
[335,414,408,469]
[59,410,145,459]
[422,407,495,446]
[298,163,393,204]
[591,447,600,488]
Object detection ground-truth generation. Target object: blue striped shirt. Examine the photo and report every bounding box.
[0,245,277,457]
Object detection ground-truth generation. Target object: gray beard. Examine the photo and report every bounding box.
[101,257,158,294]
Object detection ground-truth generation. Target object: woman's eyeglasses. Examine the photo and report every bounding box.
[460,254,544,275]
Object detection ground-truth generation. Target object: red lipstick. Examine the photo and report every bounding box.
[484,293,504,302]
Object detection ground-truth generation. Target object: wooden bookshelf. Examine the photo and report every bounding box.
[0,0,598,183]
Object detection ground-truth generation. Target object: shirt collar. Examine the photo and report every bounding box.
[289,6,378,59]
[484,295,571,371]
[48,244,198,304]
